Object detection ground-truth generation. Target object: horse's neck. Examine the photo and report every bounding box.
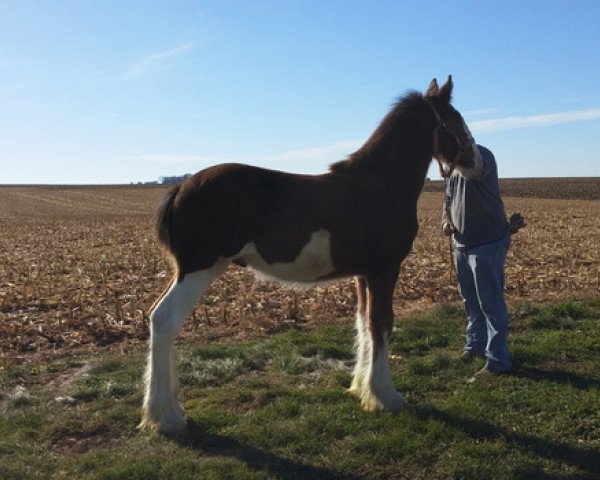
[374,147,431,187]
[332,153,429,210]
[395,161,430,202]
[332,122,433,197]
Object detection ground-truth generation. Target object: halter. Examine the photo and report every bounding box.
[429,103,474,179]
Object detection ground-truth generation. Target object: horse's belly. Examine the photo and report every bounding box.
[234,229,335,283]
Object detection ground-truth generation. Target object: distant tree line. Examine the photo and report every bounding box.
[132,174,192,186]
[159,174,192,185]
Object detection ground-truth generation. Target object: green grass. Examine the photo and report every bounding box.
[1,299,599,479]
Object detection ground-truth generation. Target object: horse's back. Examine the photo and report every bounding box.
[163,162,416,281]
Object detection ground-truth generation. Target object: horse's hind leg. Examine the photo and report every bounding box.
[140,263,225,433]
[360,271,406,412]
[348,276,369,397]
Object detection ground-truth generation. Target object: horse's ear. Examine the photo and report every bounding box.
[425,78,439,97]
[438,75,453,104]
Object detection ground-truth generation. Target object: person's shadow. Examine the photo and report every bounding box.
[411,405,600,478]
[514,365,600,391]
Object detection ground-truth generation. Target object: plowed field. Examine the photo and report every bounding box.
[1,179,599,361]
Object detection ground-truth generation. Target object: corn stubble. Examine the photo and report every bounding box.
[1,183,598,357]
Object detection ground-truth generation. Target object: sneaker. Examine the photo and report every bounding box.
[467,363,510,383]
[460,351,484,363]
[461,352,476,363]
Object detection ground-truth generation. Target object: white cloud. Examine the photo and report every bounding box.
[122,153,218,163]
[470,108,600,133]
[119,107,600,172]
[125,43,194,79]
[261,140,360,163]
[120,140,361,167]
[463,107,501,118]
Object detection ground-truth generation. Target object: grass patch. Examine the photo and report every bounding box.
[1,299,599,479]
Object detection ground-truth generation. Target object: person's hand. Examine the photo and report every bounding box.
[509,213,525,234]
[443,222,455,236]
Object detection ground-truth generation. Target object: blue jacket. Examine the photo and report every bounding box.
[444,145,509,249]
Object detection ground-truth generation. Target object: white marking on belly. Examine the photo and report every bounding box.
[233,228,335,283]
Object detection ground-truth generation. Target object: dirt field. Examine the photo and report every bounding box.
[1,179,599,361]
[424,176,600,200]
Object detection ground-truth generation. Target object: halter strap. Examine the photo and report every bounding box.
[437,158,455,179]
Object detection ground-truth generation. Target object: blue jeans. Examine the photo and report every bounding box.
[454,235,511,370]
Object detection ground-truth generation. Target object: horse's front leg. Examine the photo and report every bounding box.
[347,276,368,397]
[360,270,406,412]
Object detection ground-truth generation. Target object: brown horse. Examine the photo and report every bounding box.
[140,76,475,433]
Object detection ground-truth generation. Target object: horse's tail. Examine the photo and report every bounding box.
[156,184,181,254]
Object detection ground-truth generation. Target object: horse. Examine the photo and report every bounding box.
[140,76,476,433]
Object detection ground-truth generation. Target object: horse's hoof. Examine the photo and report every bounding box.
[139,407,187,435]
[158,415,187,435]
[384,391,407,411]
[346,386,362,399]
[360,389,406,412]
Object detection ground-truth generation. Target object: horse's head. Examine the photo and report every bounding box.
[425,75,475,177]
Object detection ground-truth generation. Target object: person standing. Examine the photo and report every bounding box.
[442,144,512,378]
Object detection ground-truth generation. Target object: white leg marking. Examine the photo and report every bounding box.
[361,335,406,412]
[348,312,370,397]
[140,264,225,433]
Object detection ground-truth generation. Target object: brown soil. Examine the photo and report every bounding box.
[1,181,598,364]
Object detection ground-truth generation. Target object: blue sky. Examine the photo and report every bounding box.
[2,1,599,184]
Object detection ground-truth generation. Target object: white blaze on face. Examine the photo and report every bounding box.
[449,116,483,179]
[462,118,474,140]
[455,143,483,179]
[234,228,335,283]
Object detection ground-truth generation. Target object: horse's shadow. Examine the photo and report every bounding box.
[171,405,600,479]
[171,369,600,480]
[173,419,362,480]
[411,405,600,477]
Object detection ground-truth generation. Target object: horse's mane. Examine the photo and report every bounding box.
[329,91,428,173]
